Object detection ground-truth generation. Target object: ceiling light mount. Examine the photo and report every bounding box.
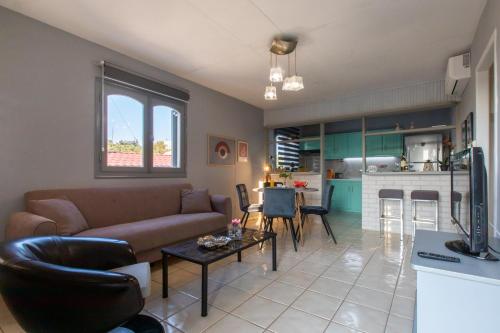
[270,37,298,55]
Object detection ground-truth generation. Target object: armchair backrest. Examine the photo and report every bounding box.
[0,236,142,333]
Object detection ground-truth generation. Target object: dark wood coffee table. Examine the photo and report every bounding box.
[161,228,277,316]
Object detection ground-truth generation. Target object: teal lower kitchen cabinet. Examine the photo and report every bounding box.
[328,179,362,213]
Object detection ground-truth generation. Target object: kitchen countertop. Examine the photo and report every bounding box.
[363,171,451,175]
[270,172,321,175]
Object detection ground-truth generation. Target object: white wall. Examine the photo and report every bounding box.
[0,7,265,240]
[264,80,460,127]
[455,0,500,236]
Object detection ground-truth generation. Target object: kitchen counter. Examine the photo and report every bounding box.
[363,171,451,176]
[362,172,466,235]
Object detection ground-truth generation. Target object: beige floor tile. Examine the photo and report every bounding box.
[346,285,393,312]
[268,308,329,333]
[257,281,304,305]
[176,277,224,299]
[333,302,388,333]
[324,322,361,332]
[232,296,287,328]
[390,296,415,319]
[276,270,316,288]
[167,269,199,289]
[308,277,352,299]
[250,263,283,280]
[207,285,252,312]
[291,290,342,320]
[355,273,397,294]
[321,265,360,284]
[204,314,263,333]
[291,260,330,276]
[385,314,413,333]
[166,301,226,333]
[145,290,198,319]
[161,321,183,333]
[228,272,273,294]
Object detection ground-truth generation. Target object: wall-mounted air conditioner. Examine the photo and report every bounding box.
[445,52,471,96]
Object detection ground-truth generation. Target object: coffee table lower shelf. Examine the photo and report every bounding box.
[161,228,277,316]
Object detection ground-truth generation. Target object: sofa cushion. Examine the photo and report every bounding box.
[75,212,226,253]
[181,189,212,214]
[28,199,89,235]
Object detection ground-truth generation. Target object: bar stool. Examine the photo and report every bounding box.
[411,190,439,239]
[379,189,404,241]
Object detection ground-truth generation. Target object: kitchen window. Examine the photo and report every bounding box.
[96,63,188,178]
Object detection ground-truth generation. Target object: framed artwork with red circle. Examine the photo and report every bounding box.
[207,134,236,166]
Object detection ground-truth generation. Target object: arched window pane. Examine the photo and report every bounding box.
[153,104,180,168]
[106,94,144,167]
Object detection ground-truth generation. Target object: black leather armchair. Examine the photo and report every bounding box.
[0,236,146,333]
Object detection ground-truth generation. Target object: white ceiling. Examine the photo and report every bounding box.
[1,0,486,110]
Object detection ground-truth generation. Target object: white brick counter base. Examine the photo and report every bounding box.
[362,172,467,236]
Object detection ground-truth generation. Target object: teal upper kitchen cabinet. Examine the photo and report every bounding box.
[365,132,403,157]
[300,139,320,151]
[328,179,362,213]
[324,132,362,159]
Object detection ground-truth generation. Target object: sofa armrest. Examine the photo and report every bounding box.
[211,195,232,224]
[5,212,57,240]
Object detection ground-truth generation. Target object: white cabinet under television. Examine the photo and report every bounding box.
[411,230,500,333]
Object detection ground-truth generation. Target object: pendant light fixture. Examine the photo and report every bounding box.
[264,84,277,100]
[264,37,304,100]
[269,54,284,83]
[283,48,304,91]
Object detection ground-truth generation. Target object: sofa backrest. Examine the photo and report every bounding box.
[24,184,193,229]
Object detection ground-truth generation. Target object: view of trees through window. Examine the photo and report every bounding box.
[105,90,179,169]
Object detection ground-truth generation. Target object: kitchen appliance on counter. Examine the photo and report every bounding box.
[405,134,442,172]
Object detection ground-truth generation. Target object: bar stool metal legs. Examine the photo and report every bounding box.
[378,189,405,241]
[411,190,439,239]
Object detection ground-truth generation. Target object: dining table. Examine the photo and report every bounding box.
[252,186,319,245]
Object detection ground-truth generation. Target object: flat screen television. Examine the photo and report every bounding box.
[449,147,497,260]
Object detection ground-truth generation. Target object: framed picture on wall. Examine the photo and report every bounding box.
[461,119,467,150]
[237,140,249,162]
[207,135,236,166]
[466,112,474,147]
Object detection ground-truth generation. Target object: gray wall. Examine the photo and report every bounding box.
[0,7,265,240]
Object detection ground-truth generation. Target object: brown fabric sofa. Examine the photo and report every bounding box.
[5,184,231,262]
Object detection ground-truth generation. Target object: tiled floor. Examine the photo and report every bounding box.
[0,212,416,333]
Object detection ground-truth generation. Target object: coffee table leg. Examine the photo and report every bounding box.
[201,264,208,317]
[272,236,277,271]
[237,251,242,262]
[162,253,168,298]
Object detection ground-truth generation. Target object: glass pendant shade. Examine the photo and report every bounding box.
[264,85,277,100]
[269,67,284,82]
[283,75,304,91]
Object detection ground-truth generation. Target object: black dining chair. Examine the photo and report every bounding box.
[300,185,337,244]
[263,188,298,251]
[236,184,263,228]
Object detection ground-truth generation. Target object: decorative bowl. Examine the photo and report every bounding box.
[293,180,308,188]
[197,235,232,250]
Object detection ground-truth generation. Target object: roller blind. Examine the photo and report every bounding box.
[102,62,190,102]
